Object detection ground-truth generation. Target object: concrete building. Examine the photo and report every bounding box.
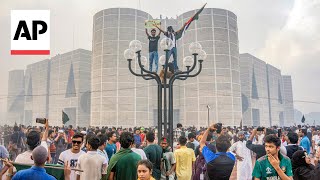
[177,8,242,127]
[239,53,291,127]
[266,64,285,126]
[48,49,91,127]
[282,75,294,126]
[91,8,153,127]
[7,70,25,125]
[24,60,50,126]
[239,54,270,127]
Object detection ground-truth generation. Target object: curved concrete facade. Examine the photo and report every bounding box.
[177,8,242,127]
[91,8,153,127]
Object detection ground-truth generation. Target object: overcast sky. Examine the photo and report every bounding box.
[0,0,319,115]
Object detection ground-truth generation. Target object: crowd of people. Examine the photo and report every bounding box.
[0,121,320,180]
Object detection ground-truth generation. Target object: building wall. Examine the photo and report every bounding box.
[266,64,285,126]
[7,70,25,125]
[282,75,294,126]
[48,49,91,127]
[177,8,242,127]
[24,60,50,126]
[239,53,270,127]
[91,8,153,127]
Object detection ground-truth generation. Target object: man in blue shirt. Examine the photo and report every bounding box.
[105,131,117,160]
[299,128,311,154]
[200,123,235,180]
[9,146,56,180]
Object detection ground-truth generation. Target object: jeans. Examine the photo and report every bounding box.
[149,51,159,72]
[168,47,178,70]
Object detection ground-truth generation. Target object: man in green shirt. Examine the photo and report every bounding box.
[252,135,293,180]
[143,132,163,180]
[106,132,141,180]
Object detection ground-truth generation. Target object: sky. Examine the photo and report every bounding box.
[0,0,319,116]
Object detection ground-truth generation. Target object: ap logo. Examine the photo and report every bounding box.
[11,10,50,55]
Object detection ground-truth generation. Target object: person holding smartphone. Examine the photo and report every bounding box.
[54,130,67,164]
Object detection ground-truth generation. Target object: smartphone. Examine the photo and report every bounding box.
[36,118,47,124]
[277,128,282,138]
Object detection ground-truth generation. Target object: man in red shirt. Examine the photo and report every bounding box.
[140,127,146,143]
[67,125,75,149]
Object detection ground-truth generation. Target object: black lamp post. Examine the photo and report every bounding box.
[125,39,206,147]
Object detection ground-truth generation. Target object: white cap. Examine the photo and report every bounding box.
[58,130,64,133]
[81,131,87,135]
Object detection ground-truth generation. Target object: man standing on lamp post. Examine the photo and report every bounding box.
[146,28,161,73]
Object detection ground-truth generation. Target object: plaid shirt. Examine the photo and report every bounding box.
[173,128,182,142]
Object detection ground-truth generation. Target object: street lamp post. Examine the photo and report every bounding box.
[125,39,206,147]
[207,105,211,126]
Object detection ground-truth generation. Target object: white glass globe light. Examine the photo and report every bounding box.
[159,55,166,65]
[129,40,142,52]
[160,38,173,51]
[124,49,135,59]
[183,56,194,67]
[189,42,202,54]
[198,50,207,60]
[140,56,148,66]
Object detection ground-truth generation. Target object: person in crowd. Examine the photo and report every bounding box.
[143,132,162,180]
[140,128,146,144]
[0,145,9,178]
[200,123,235,180]
[299,128,311,154]
[66,125,75,149]
[131,140,147,160]
[173,123,182,143]
[174,136,196,180]
[4,146,57,180]
[105,131,117,160]
[284,132,303,159]
[252,135,293,180]
[76,136,108,180]
[15,120,49,165]
[312,130,320,155]
[97,134,109,165]
[54,130,67,164]
[145,28,161,73]
[160,137,175,180]
[229,131,252,180]
[8,126,24,161]
[246,128,286,160]
[47,129,56,163]
[192,144,215,180]
[137,159,155,180]
[134,129,142,148]
[58,133,86,180]
[291,150,320,180]
[107,132,141,180]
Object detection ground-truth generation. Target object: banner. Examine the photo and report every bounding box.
[144,19,161,28]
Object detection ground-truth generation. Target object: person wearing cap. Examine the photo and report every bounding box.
[160,137,175,180]
[229,131,252,180]
[54,129,67,164]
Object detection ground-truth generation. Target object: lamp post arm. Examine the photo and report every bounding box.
[169,60,203,85]
[128,59,155,79]
[169,53,198,82]
[140,68,157,80]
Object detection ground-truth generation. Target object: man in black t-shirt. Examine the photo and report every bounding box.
[146,28,160,73]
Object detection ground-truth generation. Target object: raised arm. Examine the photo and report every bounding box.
[154,23,166,34]
[145,29,150,37]
[42,119,49,142]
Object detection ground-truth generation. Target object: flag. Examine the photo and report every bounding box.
[240,119,243,129]
[301,115,305,123]
[62,110,70,124]
[182,3,207,35]
[14,163,65,180]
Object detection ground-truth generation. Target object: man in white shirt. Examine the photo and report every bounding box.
[58,133,86,180]
[97,134,109,164]
[229,131,252,180]
[312,131,320,155]
[76,136,108,180]
[130,140,147,160]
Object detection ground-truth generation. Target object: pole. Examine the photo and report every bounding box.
[168,81,174,148]
[158,84,162,144]
[163,50,170,138]
[207,105,210,126]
